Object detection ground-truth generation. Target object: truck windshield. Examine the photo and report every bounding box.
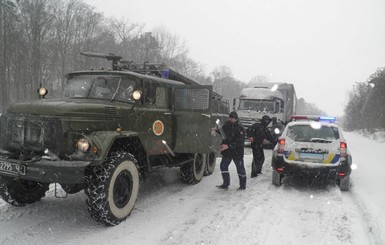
[64,75,138,102]
[239,99,275,112]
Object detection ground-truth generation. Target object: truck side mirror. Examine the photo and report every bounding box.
[275,101,280,113]
[233,98,238,110]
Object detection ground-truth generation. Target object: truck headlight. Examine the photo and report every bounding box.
[77,138,90,152]
[132,90,142,100]
[38,87,48,98]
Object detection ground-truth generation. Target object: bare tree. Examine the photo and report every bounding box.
[0,0,17,111]
[109,17,143,58]
[211,66,245,103]
[296,98,326,116]
[18,0,55,99]
[152,26,189,67]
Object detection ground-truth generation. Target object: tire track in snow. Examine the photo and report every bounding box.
[342,182,384,245]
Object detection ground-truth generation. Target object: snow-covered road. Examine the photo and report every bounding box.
[0,132,383,245]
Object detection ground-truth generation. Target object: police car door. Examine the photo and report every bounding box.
[172,85,214,153]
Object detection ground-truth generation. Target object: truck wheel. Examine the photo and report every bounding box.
[85,152,140,226]
[204,152,216,176]
[0,176,49,206]
[272,171,283,186]
[181,153,205,184]
[339,176,350,191]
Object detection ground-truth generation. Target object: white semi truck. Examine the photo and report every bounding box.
[233,82,297,141]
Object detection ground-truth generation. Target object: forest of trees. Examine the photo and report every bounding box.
[0,0,213,111]
[1,0,328,117]
[343,67,385,131]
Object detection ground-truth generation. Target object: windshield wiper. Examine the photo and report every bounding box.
[111,77,122,101]
[310,138,332,143]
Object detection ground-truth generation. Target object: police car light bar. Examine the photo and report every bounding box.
[291,115,336,123]
[319,116,337,122]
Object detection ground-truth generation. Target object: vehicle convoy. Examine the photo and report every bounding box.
[0,52,229,225]
[233,83,297,144]
[271,115,352,191]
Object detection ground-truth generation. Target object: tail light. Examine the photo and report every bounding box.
[277,138,286,154]
[340,141,347,157]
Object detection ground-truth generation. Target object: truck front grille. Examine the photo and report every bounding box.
[239,117,257,136]
[0,114,62,154]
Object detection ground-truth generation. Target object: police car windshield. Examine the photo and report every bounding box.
[287,124,340,142]
[64,75,137,102]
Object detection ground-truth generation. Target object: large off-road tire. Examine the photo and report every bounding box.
[0,176,49,206]
[204,152,216,176]
[272,171,283,186]
[339,176,350,191]
[85,152,140,226]
[180,153,205,184]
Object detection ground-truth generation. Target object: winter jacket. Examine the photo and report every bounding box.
[247,122,276,149]
[217,120,245,160]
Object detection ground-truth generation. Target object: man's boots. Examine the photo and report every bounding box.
[216,172,230,189]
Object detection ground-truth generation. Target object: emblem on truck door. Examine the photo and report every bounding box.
[153,120,164,136]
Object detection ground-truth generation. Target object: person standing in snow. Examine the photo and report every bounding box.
[247,115,276,178]
[214,111,247,190]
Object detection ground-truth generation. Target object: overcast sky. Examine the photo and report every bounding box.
[85,0,385,116]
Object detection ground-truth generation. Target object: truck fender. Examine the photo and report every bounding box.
[88,131,144,165]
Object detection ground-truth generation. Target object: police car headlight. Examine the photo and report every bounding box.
[77,138,90,152]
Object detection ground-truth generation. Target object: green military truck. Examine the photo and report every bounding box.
[0,52,229,226]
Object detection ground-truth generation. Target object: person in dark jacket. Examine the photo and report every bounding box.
[215,111,247,190]
[247,115,276,178]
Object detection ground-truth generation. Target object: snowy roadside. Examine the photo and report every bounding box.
[1,132,384,244]
[343,132,385,245]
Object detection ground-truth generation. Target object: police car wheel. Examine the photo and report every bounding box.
[339,176,350,191]
[181,153,205,184]
[272,171,283,186]
[0,176,49,206]
[204,152,216,176]
[85,152,140,226]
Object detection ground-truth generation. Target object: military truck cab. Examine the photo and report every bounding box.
[0,53,229,226]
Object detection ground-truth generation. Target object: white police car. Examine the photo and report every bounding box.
[271,115,352,191]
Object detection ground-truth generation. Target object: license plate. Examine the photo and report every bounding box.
[299,153,324,161]
[0,160,26,175]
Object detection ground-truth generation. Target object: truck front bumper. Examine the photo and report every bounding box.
[0,157,91,184]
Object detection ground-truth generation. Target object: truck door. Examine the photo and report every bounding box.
[138,81,173,156]
[172,85,216,154]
